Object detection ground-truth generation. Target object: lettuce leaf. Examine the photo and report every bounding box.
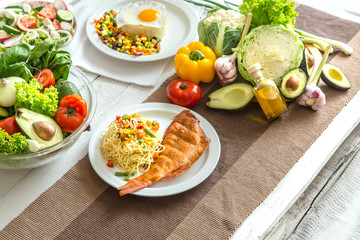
[239,0,298,29]
[15,79,59,117]
[0,129,29,155]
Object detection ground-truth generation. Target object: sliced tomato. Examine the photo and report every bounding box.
[54,95,88,133]
[18,16,38,29]
[52,21,62,30]
[38,4,57,21]
[0,116,21,135]
[34,69,55,89]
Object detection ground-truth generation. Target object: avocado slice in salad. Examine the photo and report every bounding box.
[207,83,254,110]
[321,63,351,91]
[280,68,307,99]
[15,108,63,148]
[0,106,9,117]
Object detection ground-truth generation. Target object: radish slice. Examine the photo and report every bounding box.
[60,21,72,31]
[53,0,67,10]
[4,33,23,47]
[0,30,12,41]
[57,30,72,45]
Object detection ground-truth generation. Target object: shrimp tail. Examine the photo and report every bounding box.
[118,177,152,196]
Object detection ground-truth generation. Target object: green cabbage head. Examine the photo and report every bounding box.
[237,25,304,86]
[198,8,246,57]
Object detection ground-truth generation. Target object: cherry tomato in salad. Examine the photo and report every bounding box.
[0,116,21,135]
[38,4,57,21]
[166,79,201,108]
[34,69,55,89]
[18,16,38,29]
[54,95,88,133]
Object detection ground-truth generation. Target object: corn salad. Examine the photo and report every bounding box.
[93,10,161,56]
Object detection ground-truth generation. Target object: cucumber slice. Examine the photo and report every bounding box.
[5,6,24,11]
[3,25,21,35]
[56,9,74,22]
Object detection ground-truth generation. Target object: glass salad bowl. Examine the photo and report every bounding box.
[0,66,96,169]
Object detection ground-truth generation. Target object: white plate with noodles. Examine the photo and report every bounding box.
[88,102,221,197]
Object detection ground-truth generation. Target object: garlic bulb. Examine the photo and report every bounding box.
[214,57,237,86]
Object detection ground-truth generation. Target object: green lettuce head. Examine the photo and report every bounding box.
[198,8,246,57]
[237,25,304,86]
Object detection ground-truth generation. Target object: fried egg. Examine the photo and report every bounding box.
[116,1,166,29]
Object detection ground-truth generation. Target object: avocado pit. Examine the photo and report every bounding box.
[285,75,300,91]
[33,121,56,141]
[280,68,307,99]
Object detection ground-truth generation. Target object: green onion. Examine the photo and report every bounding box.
[124,176,130,181]
[115,172,129,176]
[130,33,136,42]
[151,120,157,126]
[144,128,156,138]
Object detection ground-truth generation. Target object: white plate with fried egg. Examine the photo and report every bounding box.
[86,0,199,62]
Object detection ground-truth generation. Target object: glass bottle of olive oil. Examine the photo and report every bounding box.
[247,63,288,121]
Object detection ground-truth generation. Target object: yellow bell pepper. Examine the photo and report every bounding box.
[174,41,216,84]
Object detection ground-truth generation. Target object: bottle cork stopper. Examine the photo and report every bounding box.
[247,63,263,79]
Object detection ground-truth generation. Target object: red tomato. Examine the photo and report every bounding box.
[166,79,201,108]
[54,95,88,133]
[52,21,62,31]
[18,16,38,29]
[59,95,87,117]
[34,69,55,89]
[0,116,21,135]
[38,4,57,21]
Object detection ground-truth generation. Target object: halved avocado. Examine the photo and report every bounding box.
[206,83,254,110]
[280,68,307,99]
[321,63,351,91]
[15,108,63,148]
[299,49,310,77]
[55,80,81,102]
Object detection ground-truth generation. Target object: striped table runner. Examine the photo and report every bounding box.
[1,4,360,239]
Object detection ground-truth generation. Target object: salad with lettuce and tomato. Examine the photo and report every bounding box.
[0,0,76,51]
[0,37,88,155]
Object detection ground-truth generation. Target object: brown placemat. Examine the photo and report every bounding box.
[1,4,360,240]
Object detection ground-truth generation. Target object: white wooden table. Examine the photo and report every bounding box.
[232,1,360,239]
[0,1,359,239]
